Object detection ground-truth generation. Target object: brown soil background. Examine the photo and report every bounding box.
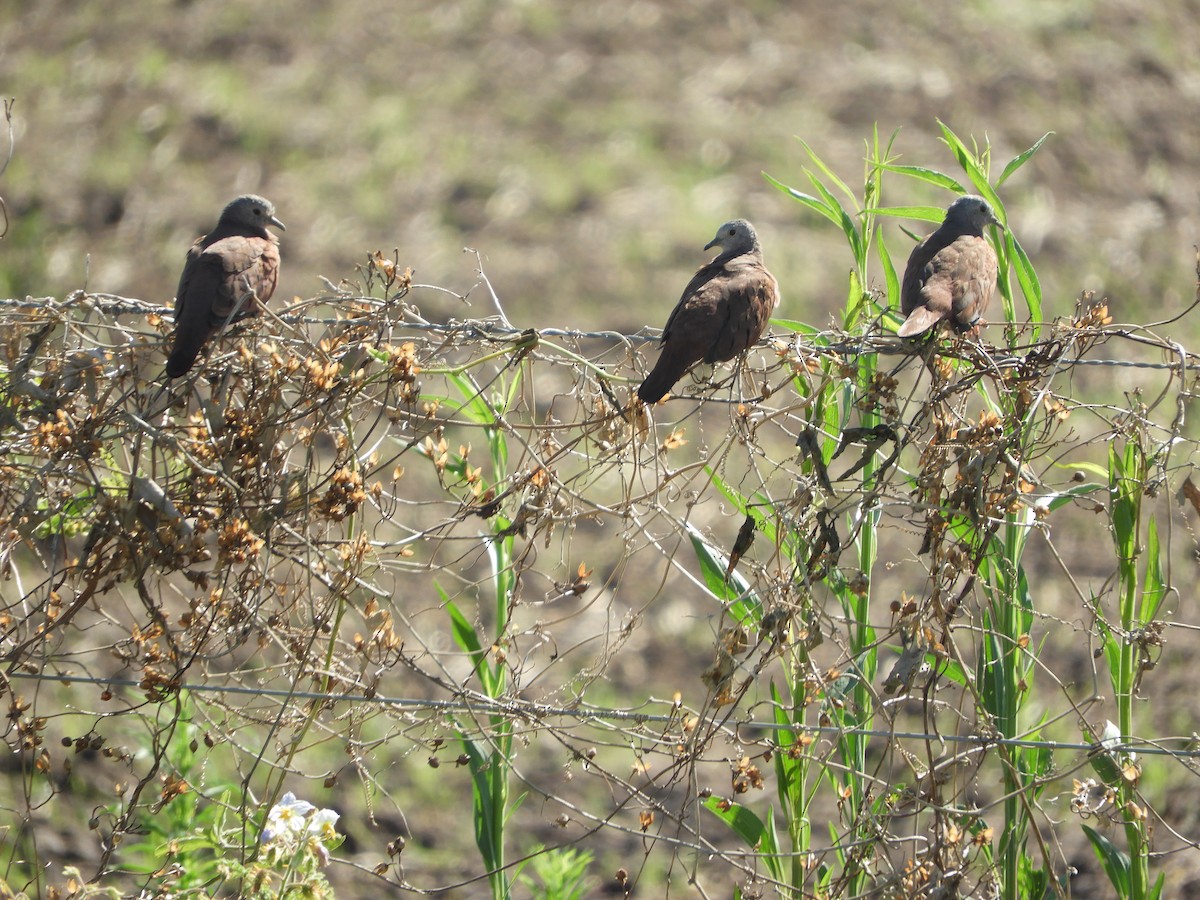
[5,1,1200,897]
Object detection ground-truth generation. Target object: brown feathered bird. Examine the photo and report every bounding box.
[897,195,1003,338]
[638,219,779,404]
[166,194,285,377]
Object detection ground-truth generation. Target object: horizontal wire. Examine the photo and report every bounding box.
[11,670,1198,760]
[0,293,1184,371]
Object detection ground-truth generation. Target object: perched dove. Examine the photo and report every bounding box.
[166,194,285,377]
[897,195,1003,338]
[638,219,779,404]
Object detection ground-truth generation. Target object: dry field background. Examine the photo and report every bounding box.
[4,1,1200,898]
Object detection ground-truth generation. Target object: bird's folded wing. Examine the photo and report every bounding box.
[921,236,996,326]
[703,266,777,363]
[168,252,228,377]
[174,239,205,321]
[206,236,279,326]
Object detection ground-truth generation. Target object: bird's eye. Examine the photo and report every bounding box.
[727,228,736,236]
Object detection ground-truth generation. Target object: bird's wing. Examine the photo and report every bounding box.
[167,234,280,378]
[898,229,959,337]
[637,262,728,404]
[920,236,996,328]
[660,261,723,342]
[173,237,205,321]
[639,255,777,404]
[702,262,778,363]
[205,235,281,327]
[167,249,228,377]
[900,232,940,317]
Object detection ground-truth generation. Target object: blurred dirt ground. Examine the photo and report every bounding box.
[5,1,1200,897]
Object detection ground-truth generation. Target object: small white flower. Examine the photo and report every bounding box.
[306,807,341,842]
[262,791,317,844]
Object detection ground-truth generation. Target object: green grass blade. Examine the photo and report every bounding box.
[684,522,762,624]
[445,595,483,657]
[875,225,900,310]
[445,372,492,424]
[770,317,823,337]
[1009,233,1042,323]
[763,172,843,228]
[1082,824,1132,894]
[868,205,945,223]
[805,169,863,261]
[704,796,766,848]
[797,137,858,205]
[998,132,1054,187]
[936,120,1004,212]
[878,163,966,193]
[1140,517,1166,624]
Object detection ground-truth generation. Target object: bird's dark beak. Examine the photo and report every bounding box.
[704,237,720,251]
[269,215,286,232]
[989,214,1005,231]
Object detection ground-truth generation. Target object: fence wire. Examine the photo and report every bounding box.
[3,260,1200,897]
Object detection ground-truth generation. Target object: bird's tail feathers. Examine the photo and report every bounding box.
[166,328,209,378]
[637,357,691,405]
[896,308,942,338]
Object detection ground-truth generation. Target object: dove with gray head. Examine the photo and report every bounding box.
[638,218,779,404]
[897,195,1003,338]
[167,194,285,377]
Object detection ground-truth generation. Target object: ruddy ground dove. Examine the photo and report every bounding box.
[638,219,779,404]
[166,194,285,377]
[897,195,1002,338]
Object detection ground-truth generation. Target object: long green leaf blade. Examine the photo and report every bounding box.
[704,796,765,848]
[936,120,1003,213]
[763,172,842,227]
[875,225,900,310]
[806,169,862,261]
[878,163,966,193]
[867,205,945,223]
[797,137,857,204]
[1009,233,1043,324]
[998,132,1054,187]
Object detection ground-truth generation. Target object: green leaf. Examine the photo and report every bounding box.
[1140,517,1167,624]
[806,169,862,261]
[797,137,858,205]
[446,372,497,425]
[1085,719,1126,785]
[877,163,967,193]
[1017,854,1051,899]
[1009,233,1043,324]
[770,681,804,781]
[445,592,500,694]
[704,467,783,550]
[770,317,823,337]
[867,205,946,223]
[704,796,766,848]
[875,225,900,311]
[1059,461,1109,480]
[930,652,968,686]
[845,269,866,328]
[763,172,843,228]
[936,120,1003,213]
[1042,482,1104,514]
[997,132,1054,187]
[1082,824,1132,894]
[760,809,787,884]
[445,596,483,657]
[685,522,762,624]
